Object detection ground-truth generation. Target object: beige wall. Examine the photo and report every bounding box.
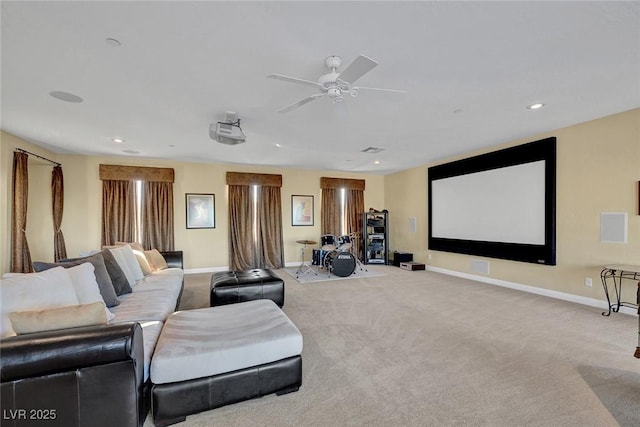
[3,108,638,305]
[385,108,640,302]
[1,140,384,271]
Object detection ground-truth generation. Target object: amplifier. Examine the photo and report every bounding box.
[400,262,425,271]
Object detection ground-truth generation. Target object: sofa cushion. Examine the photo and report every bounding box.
[150,268,183,278]
[138,320,164,382]
[0,267,79,337]
[134,275,183,301]
[33,253,120,308]
[8,302,108,335]
[150,300,303,384]
[110,288,179,324]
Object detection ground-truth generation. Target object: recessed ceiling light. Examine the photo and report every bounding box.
[374,160,381,165]
[49,91,83,103]
[112,138,125,144]
[122,149,139,154]
[527,103,545,110]
[275,143,281,148]
[105,38,121,47]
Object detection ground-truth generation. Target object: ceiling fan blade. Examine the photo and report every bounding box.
[267,74,324,89]
[336,54,378,85]
[278,94,324,113]
[353,86,407,94]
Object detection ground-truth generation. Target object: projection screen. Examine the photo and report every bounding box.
[428,137,556,265]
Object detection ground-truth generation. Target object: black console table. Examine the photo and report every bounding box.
[600,264,640,316]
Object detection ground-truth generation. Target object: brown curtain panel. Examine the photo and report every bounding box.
[141,181,174,251]
[11,152,32,273]
[228,184,256,270]
[257,185,284,269]
[345,188,365,260]
[102,180,136,247]
[321,188,341,235]
[51,165,67,261]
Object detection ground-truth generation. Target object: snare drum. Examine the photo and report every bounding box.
[320,234,336,251]
[324,251,356,277]
[337,234,352,250]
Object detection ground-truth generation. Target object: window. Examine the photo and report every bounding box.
[227,172,283,270]
[99,164,175,250]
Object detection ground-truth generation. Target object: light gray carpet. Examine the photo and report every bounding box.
[282,263,386,283]
[147,267,640,427]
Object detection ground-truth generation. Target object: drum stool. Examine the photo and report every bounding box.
[210,269,285,308]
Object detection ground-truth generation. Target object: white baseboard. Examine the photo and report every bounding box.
[184,266,230,274]
[186,262,300,274]
[426,265,637,316]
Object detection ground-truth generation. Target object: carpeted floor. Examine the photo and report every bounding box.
[146,267,640,427]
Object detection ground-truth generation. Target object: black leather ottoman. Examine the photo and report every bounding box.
[210,269,284,307]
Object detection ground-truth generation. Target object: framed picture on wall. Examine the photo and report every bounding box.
[186,193,215,229]
[292,195,314,226]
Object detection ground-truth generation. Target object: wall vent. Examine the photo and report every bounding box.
[471,259,490,275]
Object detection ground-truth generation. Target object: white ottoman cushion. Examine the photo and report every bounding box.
[150,300,303,384]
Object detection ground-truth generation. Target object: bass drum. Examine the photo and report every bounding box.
[324,251,356,277]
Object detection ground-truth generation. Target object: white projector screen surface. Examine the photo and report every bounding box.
[431,160,546,245]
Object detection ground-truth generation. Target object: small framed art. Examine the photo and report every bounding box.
[186,193,215,229]
[292,195,314,226]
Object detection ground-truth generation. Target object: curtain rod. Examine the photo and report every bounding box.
[15,148,61,167]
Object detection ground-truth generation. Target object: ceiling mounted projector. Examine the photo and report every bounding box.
[210,111,246,145]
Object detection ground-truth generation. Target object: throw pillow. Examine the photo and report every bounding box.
[107,242,152,276]
[108,246,141,286]
[64,263,116,322]
[145,249,168,271]
[133,249,153,275]
[33,253,120,307]
[9,302,107,335]
[118,245,145,283]
[115,241,144,252]
[63,249,132,296]
[0,267,79,338]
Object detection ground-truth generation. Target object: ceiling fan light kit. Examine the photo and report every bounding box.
[267,54,406,113]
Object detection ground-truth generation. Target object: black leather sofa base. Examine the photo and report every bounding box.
[0,323,145,427]
[210,269,284,307]
[151,355,302,426]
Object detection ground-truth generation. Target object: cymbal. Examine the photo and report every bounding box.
[296,240,317,245]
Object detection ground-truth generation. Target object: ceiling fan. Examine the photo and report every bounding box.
[267,54,406,113]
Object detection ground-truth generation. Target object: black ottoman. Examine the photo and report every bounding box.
[210,269,284,307]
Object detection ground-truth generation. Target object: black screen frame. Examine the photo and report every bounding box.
[428,137,556,265]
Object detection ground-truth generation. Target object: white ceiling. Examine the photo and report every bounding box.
[2,1,639,175]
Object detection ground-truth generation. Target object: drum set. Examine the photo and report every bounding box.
[311,233,366,277]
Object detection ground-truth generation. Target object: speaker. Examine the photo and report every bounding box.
[408,216,417,233]
[600,212,627,243]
